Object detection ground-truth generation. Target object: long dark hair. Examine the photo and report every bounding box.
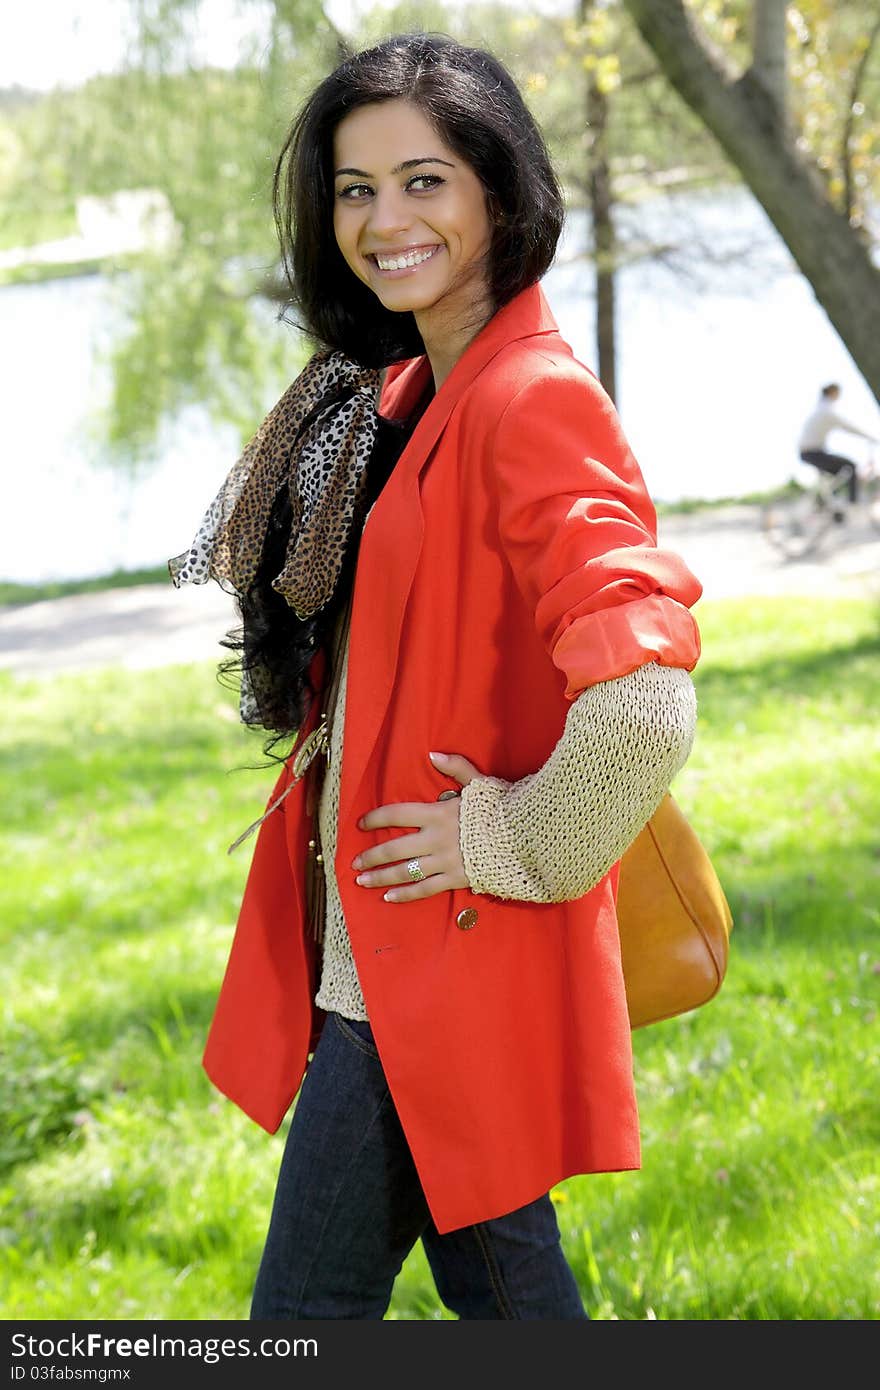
[228,32,565,760]
[274,31,565,364]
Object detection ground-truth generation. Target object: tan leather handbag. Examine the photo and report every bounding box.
[616,793,733,1029]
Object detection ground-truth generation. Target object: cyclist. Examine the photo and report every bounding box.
[799,383,878,514]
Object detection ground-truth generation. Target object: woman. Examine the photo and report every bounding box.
[171,33,702,1320]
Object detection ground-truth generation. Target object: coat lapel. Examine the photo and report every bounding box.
[339,281,560,825]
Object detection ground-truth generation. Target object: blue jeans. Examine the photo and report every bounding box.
[250,1012,588,1320]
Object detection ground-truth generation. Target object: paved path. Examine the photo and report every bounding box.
[657,503,880,600]
[2,505,878,679]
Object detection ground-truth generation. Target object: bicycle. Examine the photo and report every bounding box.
[761,445,880,560]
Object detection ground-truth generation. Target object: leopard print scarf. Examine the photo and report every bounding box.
[168,348,383,620]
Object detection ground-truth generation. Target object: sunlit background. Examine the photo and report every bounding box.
[2,4,879,1325]
[1,0,878,585]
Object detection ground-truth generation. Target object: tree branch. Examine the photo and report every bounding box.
[842,12,880,223]
[622,0,880,399]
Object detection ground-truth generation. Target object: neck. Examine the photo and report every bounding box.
[415,288,495,392]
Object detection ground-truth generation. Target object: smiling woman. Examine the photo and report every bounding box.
[332,100,494,389]
[169,30,702,1322]
[271,35,564,377]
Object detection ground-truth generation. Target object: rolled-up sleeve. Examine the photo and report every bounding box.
[492,364,702,698]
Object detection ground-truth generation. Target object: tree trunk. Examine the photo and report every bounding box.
[842,13,880,225]
[623,0,880,402]
[588,78,618,404]
[581,0,619,404]
[752,0,787,130]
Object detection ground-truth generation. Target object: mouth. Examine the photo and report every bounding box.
[366,245,444,276]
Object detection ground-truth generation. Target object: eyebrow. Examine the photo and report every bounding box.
[334,156,456,179]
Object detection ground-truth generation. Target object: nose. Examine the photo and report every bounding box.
[365,184,411,240]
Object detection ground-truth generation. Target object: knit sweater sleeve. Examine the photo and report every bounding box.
[458,661,696,903]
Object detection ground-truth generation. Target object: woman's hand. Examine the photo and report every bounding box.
[352,752,481,902]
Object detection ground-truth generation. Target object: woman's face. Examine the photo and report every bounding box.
[332,98,494,322]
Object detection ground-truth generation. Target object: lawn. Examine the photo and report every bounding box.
[1,595,878,1320]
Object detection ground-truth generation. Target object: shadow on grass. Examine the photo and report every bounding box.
[15,1178,167,1260]
[1,728,267,795]
[6,879,242,944]
[695,628,880,708]
[64,982,219,1054]
[567,1114,879,1318]
[720,839,879,936]
[1,984,222,1178]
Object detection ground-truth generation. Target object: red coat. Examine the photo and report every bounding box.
[203,280,702,1233]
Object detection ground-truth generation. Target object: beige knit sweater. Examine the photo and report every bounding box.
[314,631,697,1021]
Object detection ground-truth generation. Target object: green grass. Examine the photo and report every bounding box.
[0,202,79,254]
[654,482,801,516]
[1,596,878,1320]
[0,258,106,289]
[0,566,171,608]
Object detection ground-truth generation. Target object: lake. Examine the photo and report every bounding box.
[2,189,878,583]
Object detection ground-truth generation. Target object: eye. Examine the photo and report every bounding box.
[408,174,445,191]
[337,182,371,200]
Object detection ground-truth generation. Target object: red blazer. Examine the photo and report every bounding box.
[202,280,702,1233]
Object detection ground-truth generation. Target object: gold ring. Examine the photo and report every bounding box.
[406,858,425,882]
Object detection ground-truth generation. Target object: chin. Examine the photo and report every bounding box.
[379,290,439,313]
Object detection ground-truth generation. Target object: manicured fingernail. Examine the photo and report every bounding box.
[429,751,447,762]
[384,891,398,902]
[356,874,369,886]
[352,857,362,870]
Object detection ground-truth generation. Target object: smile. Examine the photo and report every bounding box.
[369,245,443,274]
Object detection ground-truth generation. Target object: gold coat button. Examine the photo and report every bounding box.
[456,907,478,931]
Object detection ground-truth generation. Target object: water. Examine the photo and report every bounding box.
[2,187,877,583]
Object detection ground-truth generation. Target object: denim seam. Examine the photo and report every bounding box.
[470,1223,517,1320]
[331,1011,381,1060]
[287,1087,395,1317]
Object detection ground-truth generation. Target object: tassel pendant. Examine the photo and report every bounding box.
[226,717,328,856]
[226,773,299,854]
[292,718,329,778]
[305,834,327,945]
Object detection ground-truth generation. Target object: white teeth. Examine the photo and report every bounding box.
[374,246,439,271]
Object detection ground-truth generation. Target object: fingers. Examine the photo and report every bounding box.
[355,831,431,872]
[353,798,467,901]
[383,871,468,903]
[428,751,482,785]
[353,770,473,903]
[358,753,483,832]
[355,854,442,892]
[358,802,439,832]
